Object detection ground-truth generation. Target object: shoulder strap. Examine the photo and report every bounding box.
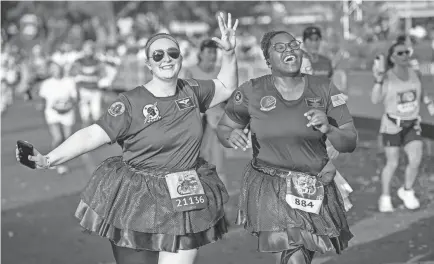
[183,78,199,87]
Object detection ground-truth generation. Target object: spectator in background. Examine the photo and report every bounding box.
[183,39,228,187]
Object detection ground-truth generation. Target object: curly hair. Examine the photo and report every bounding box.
[260,31,291,64]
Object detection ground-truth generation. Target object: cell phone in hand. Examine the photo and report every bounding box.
[17,140,36,169]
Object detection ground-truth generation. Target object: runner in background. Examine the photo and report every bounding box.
[183,39,228,187]
[38,61,78,175]
[70,40,108,127]
[1,52,21,115]
[302,25,353,211]
[371,41,427,212]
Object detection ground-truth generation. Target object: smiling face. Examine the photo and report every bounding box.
[390,43,410,67]
[267,33,303,76]
[146,38,182,80]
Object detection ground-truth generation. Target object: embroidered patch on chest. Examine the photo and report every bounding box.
[260,96,277,111]
[305,97,325,108]
[175,97,196,110]
[143,102,162,124]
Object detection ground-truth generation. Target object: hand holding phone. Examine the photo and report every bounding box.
[16,140,36,169]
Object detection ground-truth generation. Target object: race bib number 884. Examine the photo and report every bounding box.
[285,173,324,214]
[165,170,208,212]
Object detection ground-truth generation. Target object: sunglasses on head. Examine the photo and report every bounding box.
[395,50,410,56]
[272,40,302,53]
[152,48,181,62]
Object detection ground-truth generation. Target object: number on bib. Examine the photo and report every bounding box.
[165,170,208,212]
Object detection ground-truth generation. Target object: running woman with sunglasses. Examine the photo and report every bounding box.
[217,31,357,264]
[371,41,431,213]
[16,13,238,264]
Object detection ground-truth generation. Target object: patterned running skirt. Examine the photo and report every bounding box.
[75,156,229,252]
[236,159,353,253]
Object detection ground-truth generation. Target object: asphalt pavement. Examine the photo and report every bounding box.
[1,99,434,264]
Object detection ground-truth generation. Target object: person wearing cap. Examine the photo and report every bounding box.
[302,26,333,79]
[217,30,356,264]
[303,26,353,212]
[16,13,239,264]
[183,39,229,187]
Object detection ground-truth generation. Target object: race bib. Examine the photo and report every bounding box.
[52,99,74,114]
[285,173,324,214]
[397,90,418,114]
[165,170,208,212]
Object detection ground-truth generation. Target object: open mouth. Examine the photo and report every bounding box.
[283,55,296,63]
[160,65,174,70]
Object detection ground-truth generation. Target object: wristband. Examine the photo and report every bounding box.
[43,155,52,169]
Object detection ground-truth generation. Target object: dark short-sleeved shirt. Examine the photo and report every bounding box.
[96,79,215,170]
[225,74,352,175]
[310,54,333,78]
[72,56,105,90]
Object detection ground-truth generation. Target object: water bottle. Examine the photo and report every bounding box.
[373,54,385,75]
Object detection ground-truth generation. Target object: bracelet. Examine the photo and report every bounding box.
[43,155,52,169]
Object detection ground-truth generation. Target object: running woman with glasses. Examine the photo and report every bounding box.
[16,13,238,264]
[217,31,357,264]
[371,41,432,213]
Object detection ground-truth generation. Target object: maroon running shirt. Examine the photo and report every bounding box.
[225,74,352,175]
[310,54,333,78]
[96,79,215,170]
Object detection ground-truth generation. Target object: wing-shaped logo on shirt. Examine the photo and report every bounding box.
[175,97,196,111]
[305,97,325,108]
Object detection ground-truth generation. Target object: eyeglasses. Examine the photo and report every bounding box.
[395,50,410,56]
[152,48,181,62]
[272,40,302,53]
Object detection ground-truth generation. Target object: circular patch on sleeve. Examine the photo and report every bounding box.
[108,102,125,117]
[234,90,243,105]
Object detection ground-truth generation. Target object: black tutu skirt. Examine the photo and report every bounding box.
[236,159,353,254]
[75,156,229,252]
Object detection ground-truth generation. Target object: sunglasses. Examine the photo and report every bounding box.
[152,48,181,62]
[272,40,302,53]
[395,50,410,56]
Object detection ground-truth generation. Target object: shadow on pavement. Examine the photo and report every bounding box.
[322,215,434,264]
